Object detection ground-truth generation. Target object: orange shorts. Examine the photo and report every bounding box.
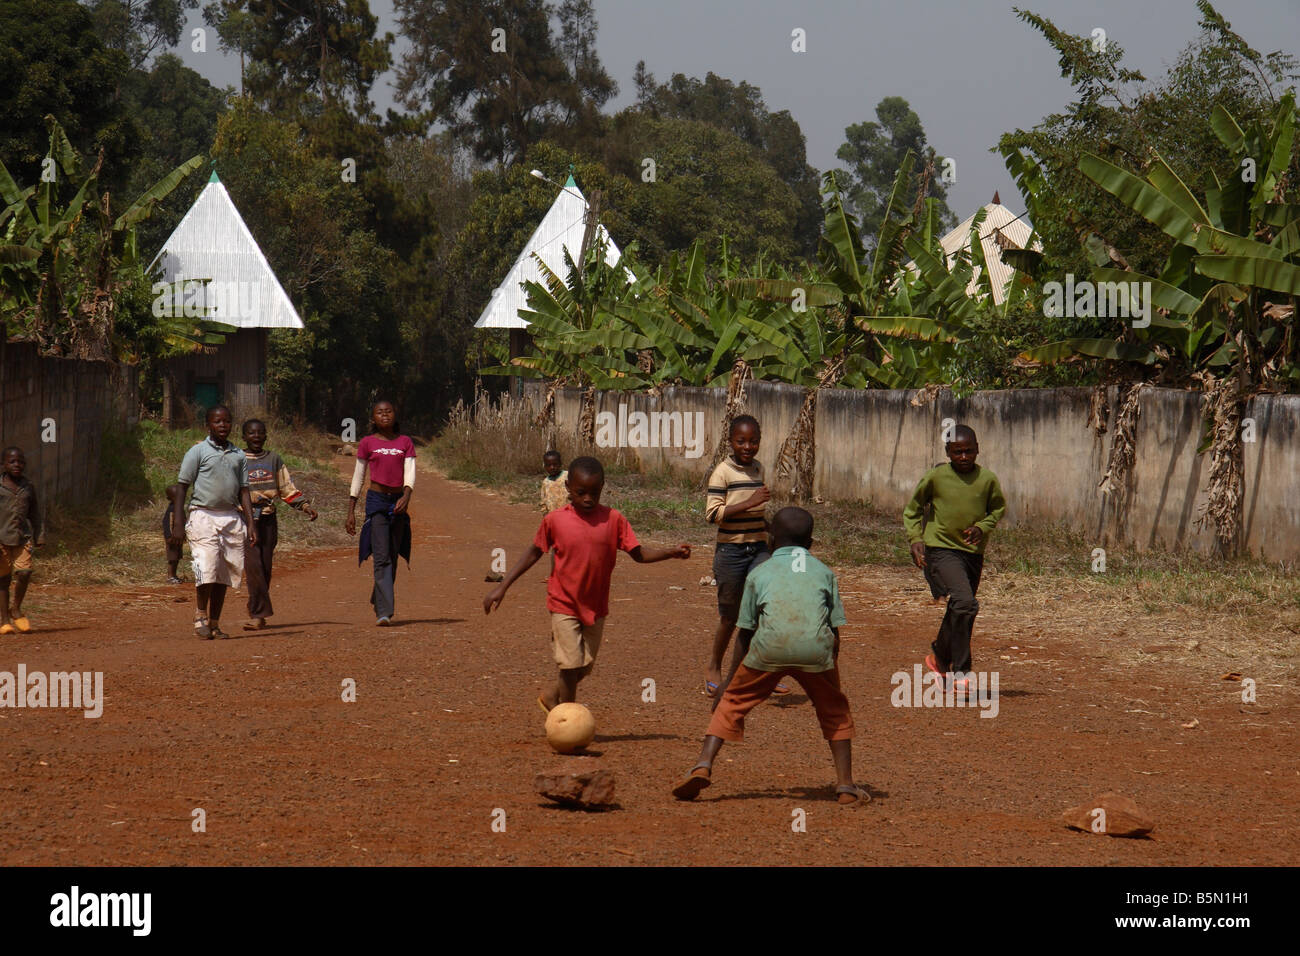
[707,664,854,742]
[0,542,33,576]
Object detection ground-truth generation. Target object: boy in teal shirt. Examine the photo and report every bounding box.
[903,424,1006,688]
[672,507,867,805]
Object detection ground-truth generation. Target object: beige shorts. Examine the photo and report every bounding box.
[0,541,33,576]
[550,613,605,670]
[186,507,246,588]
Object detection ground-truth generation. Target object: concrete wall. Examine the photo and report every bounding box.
[523,380,1300,561]
[1,342,140,510]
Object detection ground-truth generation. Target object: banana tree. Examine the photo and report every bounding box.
[1016,92,1300,553]
[1,115,218,360]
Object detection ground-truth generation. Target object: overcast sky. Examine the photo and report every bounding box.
[178,0,1300,221]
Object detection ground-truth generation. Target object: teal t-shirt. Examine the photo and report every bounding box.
[178,437,248,510]
[736,546,847,673]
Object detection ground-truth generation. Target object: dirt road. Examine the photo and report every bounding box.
[1,459,1295,865]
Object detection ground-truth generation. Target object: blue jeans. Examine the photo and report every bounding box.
[712,541,770,620]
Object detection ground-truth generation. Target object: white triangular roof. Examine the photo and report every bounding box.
[475,176,627,329]
[149,174,304,329]
[907,198,1041,305]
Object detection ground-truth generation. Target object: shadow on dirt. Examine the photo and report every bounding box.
[385,618,466,626]
[709,783,890,803]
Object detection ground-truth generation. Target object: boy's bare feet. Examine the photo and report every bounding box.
[672,766,712,801]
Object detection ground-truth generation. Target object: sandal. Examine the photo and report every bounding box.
[836,784,871,806]
[537,696,551,715]
[194,618,212,640]
[210,624,230,640]
[242,619,266,631]
[772,682,792,696]
[672,765,713,801]
[702,680,720,698]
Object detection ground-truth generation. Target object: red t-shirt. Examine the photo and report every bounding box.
[533,504,640,625]
[357,433,415,487]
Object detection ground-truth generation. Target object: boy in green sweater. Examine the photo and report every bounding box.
[902,425,1006,690]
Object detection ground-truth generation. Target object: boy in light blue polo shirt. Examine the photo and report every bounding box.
[673,507,867,805]
[170,405,256,640]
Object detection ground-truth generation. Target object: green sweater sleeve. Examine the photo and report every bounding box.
[975,473,1007,535]
[902,472,932,543]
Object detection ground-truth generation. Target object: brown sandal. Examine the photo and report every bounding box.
[672,766,712,801]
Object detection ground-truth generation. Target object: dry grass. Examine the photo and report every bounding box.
[36,415,352,588]
[431,404,1299,679]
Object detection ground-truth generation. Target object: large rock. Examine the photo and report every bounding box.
[1063,792,1154,837]
[534,770,616,810]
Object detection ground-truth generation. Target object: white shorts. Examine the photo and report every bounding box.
[185,507,246,588]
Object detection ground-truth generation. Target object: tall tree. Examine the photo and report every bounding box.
[203,0,393,116]
[836,96,955,250]
[631,67,822,255]
[86,0,199,69]
[394,0,609,165]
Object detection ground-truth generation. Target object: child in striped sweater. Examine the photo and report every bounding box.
[703,415,787,697]
[241,419,317,630]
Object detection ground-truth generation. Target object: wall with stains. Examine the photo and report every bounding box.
[525,381,1300,561]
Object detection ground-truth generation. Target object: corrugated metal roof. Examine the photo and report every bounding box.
[907,200,1040,305]
[149,177,304,329]
[475,181,626,329]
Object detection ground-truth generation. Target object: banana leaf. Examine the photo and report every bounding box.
[1091,267,1201,315]
[114,155,205,232]
[1020,339,1157,365]
[868,152,917,297]
[858,316,957,342]
[1210,104,1247,153]
[1147,154,1211,225]
[1194,255,1300,296]
[0,245,39,265]
[721,277,842,307]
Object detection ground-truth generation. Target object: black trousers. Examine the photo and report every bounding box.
[245,513,278,618]
[926,546,984,673]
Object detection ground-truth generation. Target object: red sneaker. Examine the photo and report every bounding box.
[924,653,946,677]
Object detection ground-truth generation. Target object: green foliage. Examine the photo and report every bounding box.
[999,3,1299,298]
[1,115,215,360]
[602,113,804,263]
[630,67,822,256]
[1019,92,1300,390]
[0,0,134,171]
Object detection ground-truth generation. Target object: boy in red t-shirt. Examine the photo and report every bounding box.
[484,456,691,712]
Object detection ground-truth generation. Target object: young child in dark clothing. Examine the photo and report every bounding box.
[163,483,184,584]
[0,447,43,634]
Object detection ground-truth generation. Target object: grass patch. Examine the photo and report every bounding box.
[37,416,352,588]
